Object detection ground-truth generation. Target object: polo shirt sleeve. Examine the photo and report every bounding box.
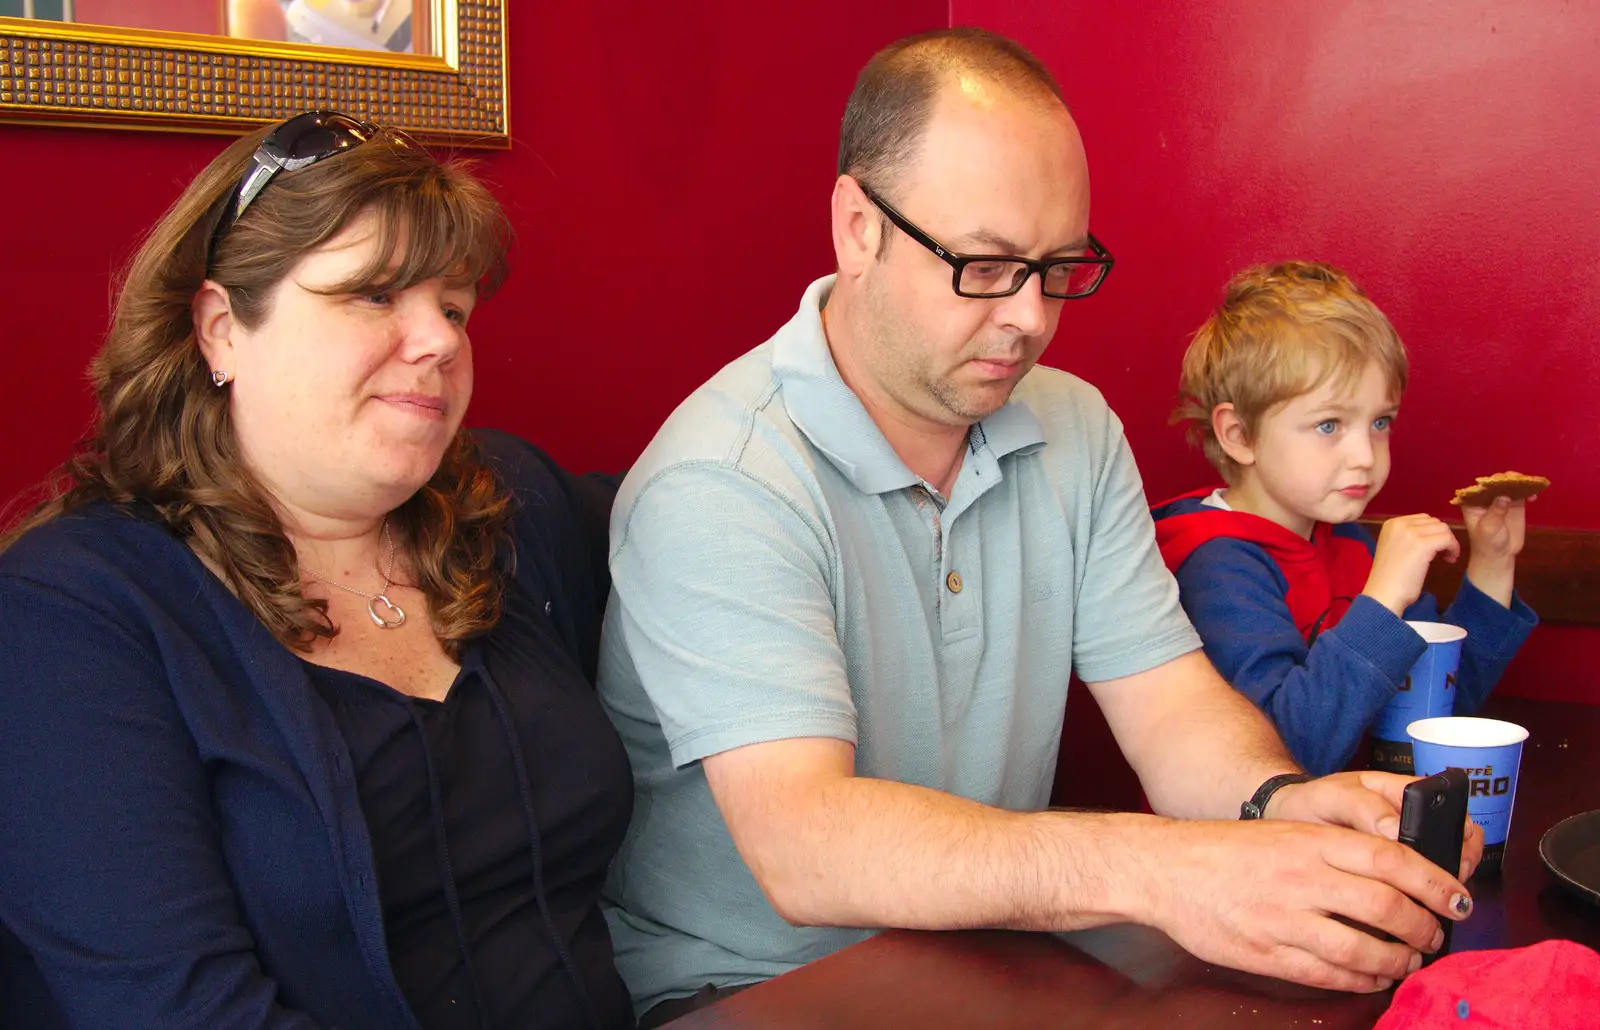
[1069,413,1204,683]
[608,462,857,768]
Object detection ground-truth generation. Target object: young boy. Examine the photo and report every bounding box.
[1152,262,1538,775]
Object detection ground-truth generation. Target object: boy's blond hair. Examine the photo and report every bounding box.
[1174,261,1409,483]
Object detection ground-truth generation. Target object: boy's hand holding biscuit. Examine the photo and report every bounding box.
[1363,514,1461,616]
[1447,472,1544,608]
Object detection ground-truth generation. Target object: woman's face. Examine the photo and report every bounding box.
[206,210,477,525]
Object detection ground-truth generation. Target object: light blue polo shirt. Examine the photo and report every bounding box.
[597,275,1201,1016]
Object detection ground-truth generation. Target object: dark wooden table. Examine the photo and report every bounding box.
[672,696,1600,1029]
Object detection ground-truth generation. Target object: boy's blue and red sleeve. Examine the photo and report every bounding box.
[1173,537,1428,775]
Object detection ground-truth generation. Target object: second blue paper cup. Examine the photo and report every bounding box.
[1407,715,1528,875]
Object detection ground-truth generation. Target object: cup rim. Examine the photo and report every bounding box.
[1405,621,1469,645]
[1407,715,1529,748]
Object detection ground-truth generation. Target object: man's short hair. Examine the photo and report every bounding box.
[838,27,1064,198]
[1174,261,1410,482]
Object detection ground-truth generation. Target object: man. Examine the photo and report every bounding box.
[598,27,1480,1027]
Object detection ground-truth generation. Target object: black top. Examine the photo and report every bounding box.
[307,636,632,1028]
[307,436,635,1030]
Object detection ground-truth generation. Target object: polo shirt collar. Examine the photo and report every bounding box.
[773,275,1048,496]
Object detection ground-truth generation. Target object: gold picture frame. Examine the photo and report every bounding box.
[0,1,507,148]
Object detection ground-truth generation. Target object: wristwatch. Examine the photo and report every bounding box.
[1239,772,1314,820]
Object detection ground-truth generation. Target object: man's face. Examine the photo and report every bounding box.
[848,81,1093,429]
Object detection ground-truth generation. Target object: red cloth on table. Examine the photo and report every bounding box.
[1374,939,1600,1029]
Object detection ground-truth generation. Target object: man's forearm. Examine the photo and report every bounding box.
[723,769,1155,932]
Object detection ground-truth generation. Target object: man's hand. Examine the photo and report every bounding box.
[1266,772,1485,883]
[1461,496,1526,607]
[1135,818,1475,993]
[1362,515,1462,616]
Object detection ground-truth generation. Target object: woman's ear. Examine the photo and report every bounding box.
[1213,402,1257,468]
[193,280,237,378]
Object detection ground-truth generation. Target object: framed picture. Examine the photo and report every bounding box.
[0,1,507,147]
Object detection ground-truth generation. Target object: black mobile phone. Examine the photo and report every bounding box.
[1399,767,1469,963]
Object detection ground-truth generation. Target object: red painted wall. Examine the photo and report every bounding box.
[467,1,945,474]
[74,0,220,35]
[954,0,1598,524]
[0,0,945,512]
[949,1,1599,729]
[6,2,1591,711]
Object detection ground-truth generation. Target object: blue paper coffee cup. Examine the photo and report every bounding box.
[1407,716,1529,874]
[1369,622,1467,773]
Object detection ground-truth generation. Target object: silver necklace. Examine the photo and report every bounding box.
[301,518,407,629]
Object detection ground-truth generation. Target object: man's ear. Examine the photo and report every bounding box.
[193,279,237,379]
[830,174,885,282]
[1213,402,1257,468]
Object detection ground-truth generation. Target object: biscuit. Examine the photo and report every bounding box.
[1449,471,1550,507]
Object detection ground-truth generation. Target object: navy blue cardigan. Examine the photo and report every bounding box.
[0,431,628,1029]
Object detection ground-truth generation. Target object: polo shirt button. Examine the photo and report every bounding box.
[946,571,963,594]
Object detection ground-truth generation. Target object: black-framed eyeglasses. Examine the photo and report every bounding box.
[206,110,379,270]
[862,186,1114,300]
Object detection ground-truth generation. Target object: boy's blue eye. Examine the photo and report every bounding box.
[1373,415,1394,431]
[1315,420,1339,435]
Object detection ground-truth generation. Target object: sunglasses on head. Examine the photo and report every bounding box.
[206,110,380,271]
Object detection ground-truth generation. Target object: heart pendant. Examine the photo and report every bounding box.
[368,594,406,629]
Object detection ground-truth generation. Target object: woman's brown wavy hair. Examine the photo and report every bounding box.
[0,119,515,657]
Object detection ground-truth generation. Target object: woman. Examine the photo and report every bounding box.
[0,112,634,1030]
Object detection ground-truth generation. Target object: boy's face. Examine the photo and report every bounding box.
[1233,361,1400,536]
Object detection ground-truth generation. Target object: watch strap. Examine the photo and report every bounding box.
[1239,772,1314,820]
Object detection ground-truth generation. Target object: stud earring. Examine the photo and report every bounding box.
[212,369,230,387]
